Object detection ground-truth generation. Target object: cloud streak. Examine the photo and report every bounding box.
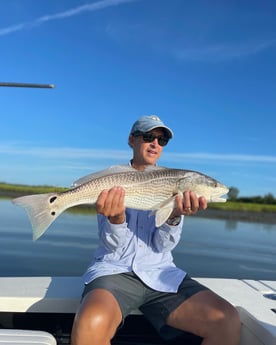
[1,143,275,195]
[174,39,276,62]
[2,0,274,64]
[0,0,137,37]
[1,143,276,164]
[164,152,276,164]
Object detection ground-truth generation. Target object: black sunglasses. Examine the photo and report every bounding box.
[133,131,169,147]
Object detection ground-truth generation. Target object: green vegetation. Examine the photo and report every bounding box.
[209,201,276,213]
[0,182,67,198]
[0,182,97,215]
[228,186,276,205]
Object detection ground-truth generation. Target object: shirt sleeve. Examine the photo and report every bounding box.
[97,214,132,251]
[152,216,184,252]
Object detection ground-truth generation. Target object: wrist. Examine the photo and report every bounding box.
[166,216,181,226]
[108,214,125,224]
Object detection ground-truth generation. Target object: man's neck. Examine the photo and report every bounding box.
[130,159,156,171]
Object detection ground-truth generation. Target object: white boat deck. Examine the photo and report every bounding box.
[0,277,275,345]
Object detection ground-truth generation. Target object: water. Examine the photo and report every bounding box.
[1,200,276,280]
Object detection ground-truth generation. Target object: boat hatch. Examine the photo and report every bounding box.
[263,293,276,301]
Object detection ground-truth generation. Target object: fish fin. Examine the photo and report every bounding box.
[72,165,134,187]
[152,196,177,227]
[12,193,64,240]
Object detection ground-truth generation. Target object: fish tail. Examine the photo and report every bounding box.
[12,193,64,240]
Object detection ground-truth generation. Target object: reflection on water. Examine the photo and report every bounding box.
[1,200,276,279]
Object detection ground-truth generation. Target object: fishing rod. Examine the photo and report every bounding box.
[0,82,55,89]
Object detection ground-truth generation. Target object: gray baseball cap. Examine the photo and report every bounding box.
[130,115,173,138]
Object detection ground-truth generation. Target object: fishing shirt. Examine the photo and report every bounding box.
[84,209,186,293]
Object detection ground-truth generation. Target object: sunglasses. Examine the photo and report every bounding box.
[133,131,169,147]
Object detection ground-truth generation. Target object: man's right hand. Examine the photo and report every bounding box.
[96,187,126,224]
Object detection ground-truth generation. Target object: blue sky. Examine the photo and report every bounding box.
[1,0,276,197]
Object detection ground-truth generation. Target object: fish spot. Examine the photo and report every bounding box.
[51,211,56,216]
[49,196,57,203]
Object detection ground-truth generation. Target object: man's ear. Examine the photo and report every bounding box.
[128,134,134,148]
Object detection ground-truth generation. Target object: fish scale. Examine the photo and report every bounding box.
[58,170,178,209]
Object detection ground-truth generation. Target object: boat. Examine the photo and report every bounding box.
[0,276,275,344]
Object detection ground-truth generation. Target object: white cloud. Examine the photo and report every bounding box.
[1,143,275,196]
[174,39,276,62]
[1,143,276,164]
[0,0,137,37]
[162,152,276,164]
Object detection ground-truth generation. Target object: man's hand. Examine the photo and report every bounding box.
[170,191,207,218]
[96,187,126,224]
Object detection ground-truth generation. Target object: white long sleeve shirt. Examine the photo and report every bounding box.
[84,208,186,293]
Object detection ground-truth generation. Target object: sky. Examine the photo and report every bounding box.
[1,0,276,197]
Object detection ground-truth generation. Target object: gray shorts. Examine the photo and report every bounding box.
[82,272,208,339]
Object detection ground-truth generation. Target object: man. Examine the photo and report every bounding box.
[71,115,240,345]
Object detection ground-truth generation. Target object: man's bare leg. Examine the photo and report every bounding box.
[71,289,122,345]
[167,290,241,345]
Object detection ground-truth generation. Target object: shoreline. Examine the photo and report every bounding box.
[196,208,276,225]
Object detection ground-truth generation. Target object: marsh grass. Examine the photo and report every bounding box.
[0,182,67,198]
[209,201,276,213]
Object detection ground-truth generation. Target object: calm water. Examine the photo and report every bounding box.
[1,199,276,280]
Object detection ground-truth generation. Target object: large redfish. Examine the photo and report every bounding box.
[12,165,228,240]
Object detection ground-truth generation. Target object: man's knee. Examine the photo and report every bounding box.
[71,304,120,344]
[223,303,241,332]
[209,301,241,338]
[83,305,118,330]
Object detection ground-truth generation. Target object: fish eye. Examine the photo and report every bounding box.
[49,196,57,203]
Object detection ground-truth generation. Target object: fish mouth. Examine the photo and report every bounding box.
[210,196,228,202]
[209,187,229,202]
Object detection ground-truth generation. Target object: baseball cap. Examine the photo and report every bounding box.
[130,115,173,139]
